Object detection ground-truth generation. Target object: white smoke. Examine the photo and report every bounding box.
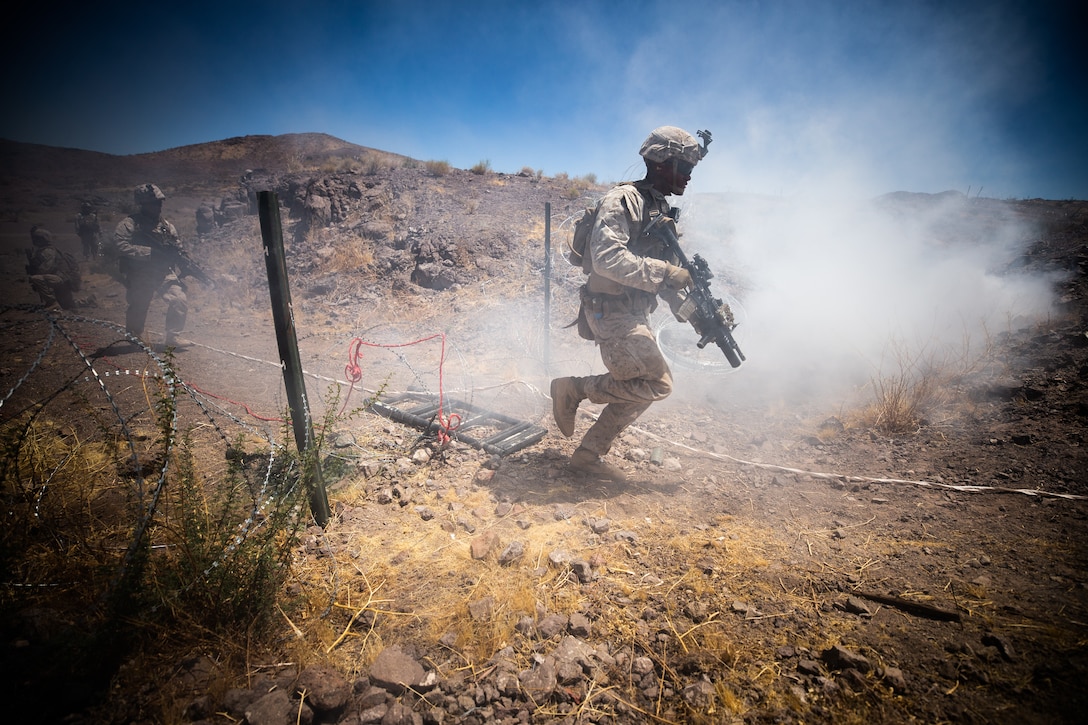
[670,189,1058,407]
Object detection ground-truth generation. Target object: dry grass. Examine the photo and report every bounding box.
[424,160,451,177]
[325,234,377,272]
[275,480,809,719]
[0,362,309,717]
[856,328,997,434]
[2,420,134,611]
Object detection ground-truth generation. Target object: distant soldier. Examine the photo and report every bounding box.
[25,225,82,309]
[75,201,101,259]
[195,203,216,237]
[114,183,209,348]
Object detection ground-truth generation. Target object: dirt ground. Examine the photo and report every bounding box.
[1,136,1086,723]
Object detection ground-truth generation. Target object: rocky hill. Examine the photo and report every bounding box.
[1,135,1087,724]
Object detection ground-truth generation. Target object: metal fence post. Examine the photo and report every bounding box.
[257,190,331,527]
[544,202,551,374]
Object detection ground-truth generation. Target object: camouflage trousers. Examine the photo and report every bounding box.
[579,295,673,456]
[126,273,187,341]
[29,273,76,310]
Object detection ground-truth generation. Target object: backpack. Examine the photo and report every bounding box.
[77,212,99,236]
[57,249,82,291]
[566,182,650,273]
[566,200,602,273]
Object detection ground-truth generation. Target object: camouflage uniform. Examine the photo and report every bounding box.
[75,202,101,260]
[26,227,77,309]
[114,184,188,345]
[552,126,708,480]
[577,179,681,455]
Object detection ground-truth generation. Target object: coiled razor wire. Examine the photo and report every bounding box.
[0,306,300,609]
[1,306,59,410]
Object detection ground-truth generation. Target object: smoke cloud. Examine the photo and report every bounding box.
[668,189,1058,409]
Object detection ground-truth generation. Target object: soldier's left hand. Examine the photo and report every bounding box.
[664,264,692,290]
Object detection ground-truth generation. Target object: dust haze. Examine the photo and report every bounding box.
[667,189,1058,411]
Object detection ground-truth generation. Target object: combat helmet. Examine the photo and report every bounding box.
[30,225,53,246]
[134,183,166,204]
[639,126,709,166]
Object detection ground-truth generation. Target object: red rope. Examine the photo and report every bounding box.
[342,333,460,444]
[184,382,285,422]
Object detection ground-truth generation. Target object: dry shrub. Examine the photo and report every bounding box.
[361,153,391,175]
[424,160,451,177]
[859,329,996,434]
[324,235,376,274]
[867,357,942,434]
[1,419,134,610]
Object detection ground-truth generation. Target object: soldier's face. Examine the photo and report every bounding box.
[141,200,163,218]
[663,159,695,195]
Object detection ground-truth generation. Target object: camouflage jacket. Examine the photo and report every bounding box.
[27,245,61,276]
[585,179,681,302]
[113,213,184,274]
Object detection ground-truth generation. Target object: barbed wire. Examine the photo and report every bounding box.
[0,303,505,620]
[1,305,292,611]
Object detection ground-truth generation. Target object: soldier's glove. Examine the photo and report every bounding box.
[663,264,692,290]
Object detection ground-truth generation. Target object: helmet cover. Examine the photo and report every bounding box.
[30,225,53,246]
[134,183,166,204]
[639,126,705,165]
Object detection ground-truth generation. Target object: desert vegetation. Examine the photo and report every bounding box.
[424,159,452,177]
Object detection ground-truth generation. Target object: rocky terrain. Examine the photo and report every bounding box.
[1,134,1086,724]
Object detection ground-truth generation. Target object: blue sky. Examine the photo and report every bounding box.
[3,0,1084,199]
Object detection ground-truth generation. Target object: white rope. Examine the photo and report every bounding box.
[151,335,1088,503]
[628,422,1086,500]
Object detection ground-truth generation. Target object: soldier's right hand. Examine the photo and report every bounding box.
[663,264,692,290]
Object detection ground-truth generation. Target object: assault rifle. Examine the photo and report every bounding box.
[171,247,213,287]
[644,211,746,368]
[155,237,212,283]
[152,228,213,287]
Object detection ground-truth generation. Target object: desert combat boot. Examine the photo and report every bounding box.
[569,446,626,482]
[550,377,585,437]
